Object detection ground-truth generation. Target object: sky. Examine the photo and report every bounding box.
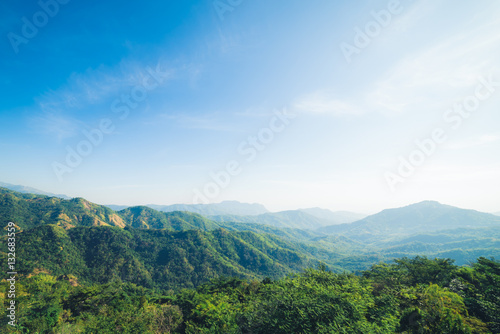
[1,0,500,214]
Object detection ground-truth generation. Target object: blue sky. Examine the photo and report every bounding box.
[1,0,500,214]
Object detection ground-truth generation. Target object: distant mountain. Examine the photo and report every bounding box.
[299,208,366,225]
[318,201,500,243]
[211,210,335,230]
[147,200,269,216]
[105,204,130,211]
[494,212,500,216]
[0,181,71,200]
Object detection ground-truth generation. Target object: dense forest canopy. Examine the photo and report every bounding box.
[0,256,498,333]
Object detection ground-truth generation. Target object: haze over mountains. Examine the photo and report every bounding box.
[148,201,269,216]
[0,182,365,227]
[210,210,366,230]
[0,181,71,200]
[318,201,500,242]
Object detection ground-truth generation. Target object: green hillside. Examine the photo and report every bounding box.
[0,224,320,290]
[0,187,230,234]
[0,188,126,231]
[211,210,334,230]
[117,206,221,231]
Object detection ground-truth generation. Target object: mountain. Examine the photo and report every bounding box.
[0,187,126,231]
[0,187,360,273]
[318,201,500,243]
[299,207,366,224]
[0,181,71,200]
[211,210,336,230]
[118,206,221,230]
[2,186,499,274]
[4,224,320,290]
[0,187,225,233]
[147,200,269,216]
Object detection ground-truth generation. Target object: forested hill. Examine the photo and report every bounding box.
[0,224,317,290]
[0,187,224,233]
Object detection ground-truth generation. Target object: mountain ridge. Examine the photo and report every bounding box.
[0,181,71,200]
[2,187,500,274]
[147,200,269,216]
[318,200,500,243]
[298,207,366,224]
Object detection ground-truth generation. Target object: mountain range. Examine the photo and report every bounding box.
[1,185,500,285]
[298,207,366,224]
[147,201,269,216]
[317,200,500,243]
[210,209,366,230]
[0,182,364,227]
[0,181,71,200]
[109,201,366,227]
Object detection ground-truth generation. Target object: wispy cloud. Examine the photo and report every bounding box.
[233,106,275,118]
[34,62,166,114]
[28,112,83,141]
[366,4,500,113]
[28,59,176,140]
[159,112,244,132]
[444,134,500,150]
[292,90,363,116]
[302,1,500,118]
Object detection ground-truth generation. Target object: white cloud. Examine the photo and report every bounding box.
[366,6,500,114]
[159,112,243,132]
[27,58,176,141]
[444,134,500,150]
[292,90,363,116]
[294,3,500,119]
[28,112,83,141]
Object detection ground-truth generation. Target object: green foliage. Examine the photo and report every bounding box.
[364,256,457,287]
[451,257,500,332]
[239,269,398,333]
[118,206,221,231]
[1,257,498,333]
